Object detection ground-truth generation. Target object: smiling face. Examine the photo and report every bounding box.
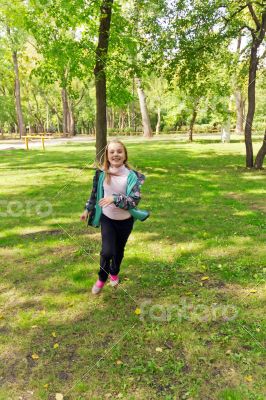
[107,142,126,168]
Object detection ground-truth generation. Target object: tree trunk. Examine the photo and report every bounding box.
[46,102,49,133]
[94,0,114,162]
[235,90,245,134]
[254,129,266,169]
[245,43,258,167]
[112,107,115,129]
[12,50,25,139]
[136,77,153,137]
[221,119,231,143]
[69,101,75,135]
[155,106,161,135]
[107,107,113,129]
[244,11,266,168]
[127,106,131,129]
[132,77,136,133]
[188,107,197,142]
[61,88,69,135]
[120,111,125,131]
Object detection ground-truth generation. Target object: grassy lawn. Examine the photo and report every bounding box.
[0,137,265,400]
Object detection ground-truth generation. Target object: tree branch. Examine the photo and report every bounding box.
[74,89,85,107]
[223,3,249,26]
[258,11,266,42]
[247,2,261,30]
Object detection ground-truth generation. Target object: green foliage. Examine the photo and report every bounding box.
[0,0,265,136]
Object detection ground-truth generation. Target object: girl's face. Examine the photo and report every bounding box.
[107,142,126,168]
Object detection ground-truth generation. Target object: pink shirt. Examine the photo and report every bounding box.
[102,165,131,220]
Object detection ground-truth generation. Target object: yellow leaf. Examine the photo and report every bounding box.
[134,308,141,315]
[245,375,253,382]
[40,310,46,315]
[156,347,163,352]
[43,384,49,389]
[53,343,59,349]
[51,331,57,337]
[116,360,123,365]
[185,291,193,295]
[249,290,257,293]
[201,276,209,281]
[55,394,64,400]
[256,328,260,332]
[31,325,38,328]
[31,353,39,360]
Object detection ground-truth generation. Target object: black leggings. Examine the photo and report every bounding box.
[99,213,134,282]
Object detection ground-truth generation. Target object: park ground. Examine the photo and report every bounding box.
[0,136,265,400]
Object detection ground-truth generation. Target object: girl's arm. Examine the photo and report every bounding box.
[113,178,143,210]
[84,169,100,211]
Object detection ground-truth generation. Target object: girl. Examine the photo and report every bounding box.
[80,140,149,294]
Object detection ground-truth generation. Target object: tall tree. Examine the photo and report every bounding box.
[243,3,266,168]
[7,27,25,138]
[135,77,153,137]
[165,0,266,167]
[234,36,247,135]
[1,0,27,138]
[94,0,114,162]
[27,0,96,136]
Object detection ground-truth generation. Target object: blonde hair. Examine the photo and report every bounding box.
[100,139,131,184]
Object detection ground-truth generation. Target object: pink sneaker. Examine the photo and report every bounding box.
[110,275,119,288]
[91,280,105,295]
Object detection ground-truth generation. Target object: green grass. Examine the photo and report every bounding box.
[0,137,265,400]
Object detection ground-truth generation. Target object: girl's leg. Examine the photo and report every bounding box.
[110,217,134,277]
[99,214,117,282]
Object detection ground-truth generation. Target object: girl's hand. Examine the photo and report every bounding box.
[98,196,114,208]
[80,210,89,221]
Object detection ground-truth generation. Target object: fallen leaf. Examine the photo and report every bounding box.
[134,308,141,315]
[156,347,163,352]
[185,291,193,295]
[116,360,123,365]
[43,384,49,389]
[256,328,261,332]
[245,375,253,382]
[164,341,173,349]
[53,343,59,349]
[201,276,209,281]
[55,394,64,400]
[31,353,39,360]
[249,290,257,294]
[40,310,46,315]
[52,332,57,337]
[31,325,38,329]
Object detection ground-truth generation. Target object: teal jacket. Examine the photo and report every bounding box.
[85,168,149,228]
